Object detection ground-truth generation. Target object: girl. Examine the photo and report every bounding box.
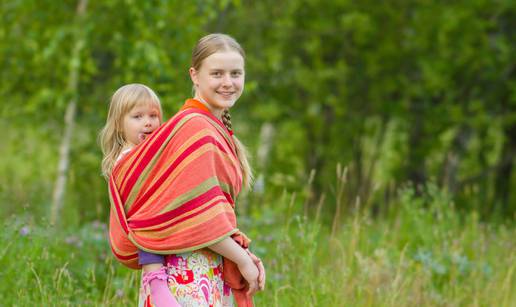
[99,83,180,306]
[108,34,265,307]
[99,83,162,178]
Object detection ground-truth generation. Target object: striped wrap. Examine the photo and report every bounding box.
[108,100,243,269]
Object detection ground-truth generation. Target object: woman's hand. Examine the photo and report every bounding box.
[237,257,260,296]
[246,249,265,291]
[207,237,264,295]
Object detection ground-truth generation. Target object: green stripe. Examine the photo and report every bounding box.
[130,228,240,255]
[128,228,239,255]
[124,113,201,208]
[219,181,234,198]
[159,176,220,213]
[203,116,236,156]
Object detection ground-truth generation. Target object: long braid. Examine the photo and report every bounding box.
[222,109,233,132]
[221,109,253,189]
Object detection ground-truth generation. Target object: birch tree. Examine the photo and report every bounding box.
[51,0,88,225]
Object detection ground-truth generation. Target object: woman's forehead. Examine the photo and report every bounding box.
[202,51,244,70]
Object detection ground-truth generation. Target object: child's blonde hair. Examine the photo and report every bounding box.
[98,83,162,179]
[191,33,253,189]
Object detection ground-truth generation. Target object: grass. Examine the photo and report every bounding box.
[1,183,515,306]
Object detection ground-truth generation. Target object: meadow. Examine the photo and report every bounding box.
[2,180,514,306]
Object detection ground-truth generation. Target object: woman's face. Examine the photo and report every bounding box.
[190,51,245,118]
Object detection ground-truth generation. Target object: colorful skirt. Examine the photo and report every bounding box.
[139,249,233,307]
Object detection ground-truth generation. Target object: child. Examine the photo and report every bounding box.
[99,83,180,307]
[99,83,162,179]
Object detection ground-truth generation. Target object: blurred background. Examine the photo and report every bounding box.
[1,0,515,305]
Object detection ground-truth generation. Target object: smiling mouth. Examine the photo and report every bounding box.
[217,91,235,96]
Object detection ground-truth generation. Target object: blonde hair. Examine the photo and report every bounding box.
[191,33,253,189]
[98,83,162,179]
[191,33,245,70]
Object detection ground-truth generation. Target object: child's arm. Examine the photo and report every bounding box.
[139,251,180,307]
[141,266,180,307]
[208,237,260,295]
[142,263,163,272]
[139,250,164,272]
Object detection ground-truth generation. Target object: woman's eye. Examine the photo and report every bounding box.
[211,72,222,77]
[231,71,242,77]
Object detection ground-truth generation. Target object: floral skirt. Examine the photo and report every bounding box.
[139,249,233,307]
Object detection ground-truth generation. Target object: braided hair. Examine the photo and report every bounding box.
[222,109,232,133]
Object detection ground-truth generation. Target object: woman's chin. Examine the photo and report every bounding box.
[221,97,239,107]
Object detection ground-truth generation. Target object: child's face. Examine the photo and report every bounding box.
[190,51,245,117]
[122,104,161,146]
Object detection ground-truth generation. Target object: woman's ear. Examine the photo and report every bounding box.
[189,67,198,88]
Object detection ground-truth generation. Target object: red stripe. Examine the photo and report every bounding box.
[120,117,177,201]
[153,212,236,250]
[108,108,239,267]
[128,185,224,228]
[120,110,198,200]
[109,176,128,234]
[179,101,236,157]
[120,124,166,193]
[191,108,237,157]
[189,107,233,139]
[126,135,229,217]
[149,198,227,232]
[223,192,234,205]
[117,120,169,192]
[119,109,232,202]
[110,245,137,261]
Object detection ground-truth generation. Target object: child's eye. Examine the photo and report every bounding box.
[211,71,222,77]
[231,71,242,77]
[132,114,142,119]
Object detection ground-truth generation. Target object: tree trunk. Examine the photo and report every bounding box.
[50,0,88,225]
[441,125,471,194]
[407,100,426,193]
[494,123,516,215]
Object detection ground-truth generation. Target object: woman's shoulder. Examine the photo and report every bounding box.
[175,110,218,132]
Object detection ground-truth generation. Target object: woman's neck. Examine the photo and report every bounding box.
[193,96,223,119]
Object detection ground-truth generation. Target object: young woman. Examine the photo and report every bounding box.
[107,34,265,307]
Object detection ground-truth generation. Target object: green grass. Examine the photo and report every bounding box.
[1,184,515,306]
[249,186,516,306]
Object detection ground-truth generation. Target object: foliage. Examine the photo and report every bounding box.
[1,1,515,223]
[220,0,516,215]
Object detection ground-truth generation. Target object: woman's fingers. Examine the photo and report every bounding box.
[256,260,266,290]
[246,280,259,296]
[246,249,265,290]
[245,249,266,291]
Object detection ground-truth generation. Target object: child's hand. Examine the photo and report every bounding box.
[237,257,260,296]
